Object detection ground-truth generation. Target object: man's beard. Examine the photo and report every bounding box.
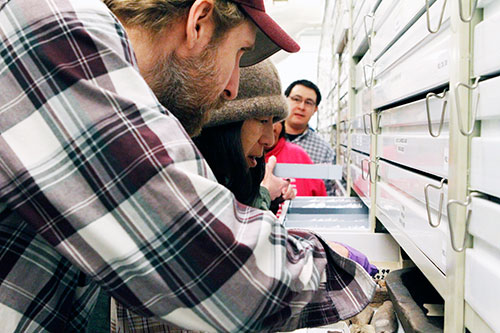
[144,44,226,137]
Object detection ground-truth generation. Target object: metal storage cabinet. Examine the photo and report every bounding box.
[317,0,500,331]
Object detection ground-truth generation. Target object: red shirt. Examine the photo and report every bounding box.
[265,138,327,197]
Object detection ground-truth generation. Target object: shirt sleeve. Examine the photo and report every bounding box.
[253,186,272,211]
[0,3,375,332]
[319,146,335,196]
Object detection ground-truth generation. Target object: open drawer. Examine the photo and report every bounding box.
[282,197,370,232]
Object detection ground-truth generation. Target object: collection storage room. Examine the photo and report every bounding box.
[1,0,499,332]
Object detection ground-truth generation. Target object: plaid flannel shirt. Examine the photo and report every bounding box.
[287,128,337,196]
[0,0,375,332]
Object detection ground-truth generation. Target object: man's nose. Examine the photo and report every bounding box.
[222,66,240,100]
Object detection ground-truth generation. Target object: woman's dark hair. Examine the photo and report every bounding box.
[193,121,265,206]
[278,120,286,139]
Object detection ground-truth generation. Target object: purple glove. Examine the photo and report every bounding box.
[341,243,379,276]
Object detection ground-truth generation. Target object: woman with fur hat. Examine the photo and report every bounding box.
[193,59,296,209]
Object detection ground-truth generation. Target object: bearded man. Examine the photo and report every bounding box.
[0,0,376,332]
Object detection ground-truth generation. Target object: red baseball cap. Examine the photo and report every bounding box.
[232,0,300,67]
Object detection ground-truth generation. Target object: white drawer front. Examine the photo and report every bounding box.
[355,53,373,90]
[379,88,450,127]
[351,114,365,131]
[354,86,371,119]
[352,0,368,41]
[469,196,500,252]
[340,146,348,178]
[379,160,448,209]
[352,133,371,154]
[378,134,449,178]
[474,13,500,77]
[465,195,500,331]
[465,247,500,331]
[373,0,398,34]
[340,132,348,146]
[482,0,500,22]
[351,164,371,207]
[377,178,448,273]
[470,138,500,198]
[371,0,425,60]
[373,0,449,76]
[350,150,371,204]
[352,0,379,56]
[476,75,500,121]
[373,24,450,108]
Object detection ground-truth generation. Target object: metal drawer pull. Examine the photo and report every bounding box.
[368,159,379,184]
[338,119,351,133]
[363,13,374,47]
[426,0,448,34]
[362,113,370,135]
[424,179,446,228]
[369,111,382,135]
[361,158,379,184]
[339,120,346,133]
[361,158,370,180]
[363,64,374,88]
[425,89,448,137]
[446,195,473,252]
[343,151,351,165]
[454,77,480,136]
[458,0,478,23]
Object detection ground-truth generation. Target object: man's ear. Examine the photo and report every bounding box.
[185,0,216,51]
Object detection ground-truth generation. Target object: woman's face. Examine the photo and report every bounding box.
[271,121,283,148]
[241,117,274,167]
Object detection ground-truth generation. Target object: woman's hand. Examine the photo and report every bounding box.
[261,156,293,200]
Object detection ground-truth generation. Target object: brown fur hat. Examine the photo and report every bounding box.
[205,60,289,127]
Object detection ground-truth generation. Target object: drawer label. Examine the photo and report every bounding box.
[395,137,408,145]
[437,59,448,70]
[398,205,406,228]
[395,137,408,154]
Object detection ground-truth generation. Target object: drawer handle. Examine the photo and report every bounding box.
[361,158,379,184]
[361,158,371,181]
[446,195,473,252]
[425,89,448,138]
[368,158,379,184]
[363,64,375,88]
[424,179,446,228]
[339,119,352,133]
[362,113,371,135]
[369,111,381,135]
[458,0,478,23]
[454,77,480,136]
[425,0,448,34]
[363,13,374,47]
[343,151,351,165]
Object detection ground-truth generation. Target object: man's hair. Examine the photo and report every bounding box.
[103,0,246,41]
[284,80,322,106]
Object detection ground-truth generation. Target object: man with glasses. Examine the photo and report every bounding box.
[284,80,337,195]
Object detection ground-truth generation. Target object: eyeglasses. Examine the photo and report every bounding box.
[288,95,316,108]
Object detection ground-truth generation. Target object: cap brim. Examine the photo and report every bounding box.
[239,5,300,67]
